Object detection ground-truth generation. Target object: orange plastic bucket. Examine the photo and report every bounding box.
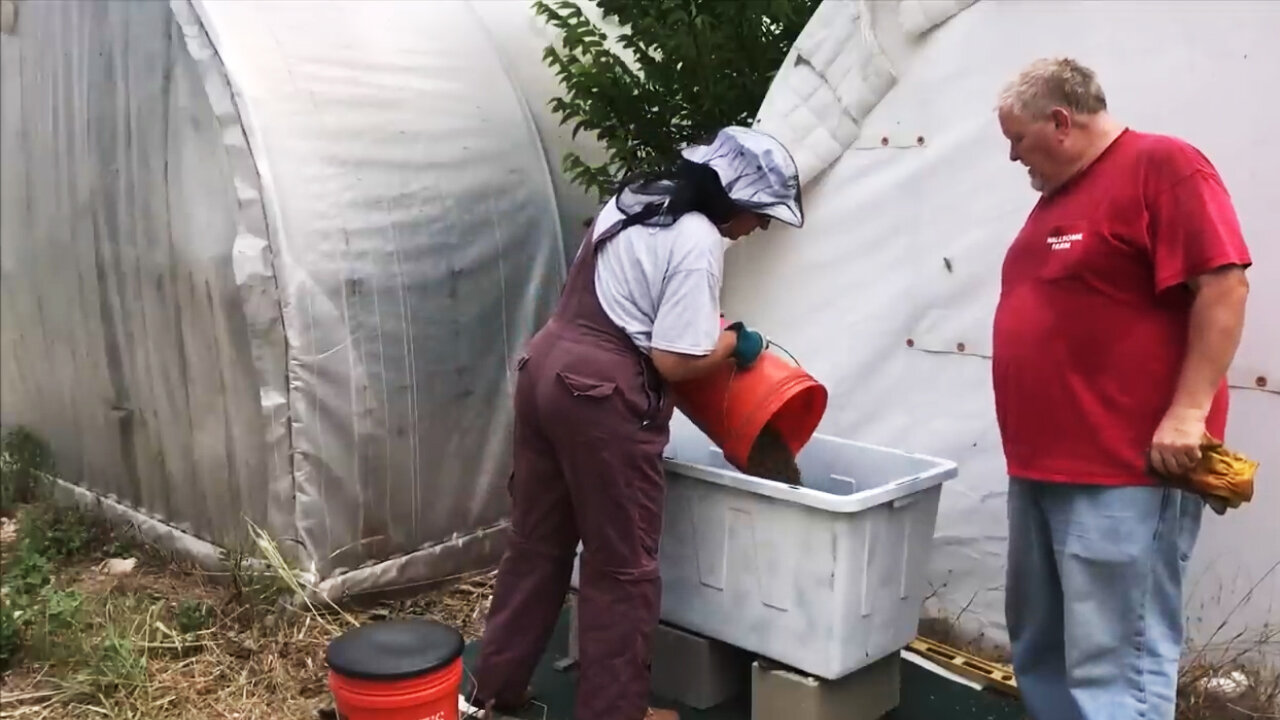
[670,338,828,472]
[325,618,465,720]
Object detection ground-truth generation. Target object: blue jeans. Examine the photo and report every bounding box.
[1006,478,1203,720]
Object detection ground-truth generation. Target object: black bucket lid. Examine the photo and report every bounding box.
[326,617,465,681]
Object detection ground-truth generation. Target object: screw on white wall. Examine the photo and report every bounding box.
[854,133,929,150]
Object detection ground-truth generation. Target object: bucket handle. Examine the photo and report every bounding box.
[766,339,805,369]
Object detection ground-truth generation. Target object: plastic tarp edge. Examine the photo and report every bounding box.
[170,0,301,561]
[313,521,511,602]
[52,478,230,574]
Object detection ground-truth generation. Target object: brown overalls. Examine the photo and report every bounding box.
[473,218,675,720]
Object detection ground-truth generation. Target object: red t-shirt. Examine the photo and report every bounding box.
[992,129,1252,486]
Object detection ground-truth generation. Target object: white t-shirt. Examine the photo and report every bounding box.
[589,198,724,356]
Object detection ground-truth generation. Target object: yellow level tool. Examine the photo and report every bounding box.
[905,636,1020,698]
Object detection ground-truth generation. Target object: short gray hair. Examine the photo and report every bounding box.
[997,57,1107,119]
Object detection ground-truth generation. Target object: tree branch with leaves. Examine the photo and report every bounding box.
[533,0,820,201]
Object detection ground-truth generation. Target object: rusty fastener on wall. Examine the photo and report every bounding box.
[881,136,890,146]
[917,135,926,146]
[906,338,915,348]
[956,342,966,353]
[1257,376,1269,389]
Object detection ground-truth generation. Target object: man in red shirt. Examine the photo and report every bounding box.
[992,58,1251,720]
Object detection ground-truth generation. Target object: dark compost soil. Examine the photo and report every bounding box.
[744,424,803,486]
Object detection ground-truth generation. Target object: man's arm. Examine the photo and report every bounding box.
[1150,265,1249,475]
[1169,266,1250,414]
[1143,144,1253,477]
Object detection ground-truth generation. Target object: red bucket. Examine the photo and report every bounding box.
[670,334,827,472]
[326,618,465,720]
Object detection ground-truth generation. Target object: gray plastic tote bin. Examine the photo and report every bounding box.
[570,411,959,680]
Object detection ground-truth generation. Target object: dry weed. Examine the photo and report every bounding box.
[915,577,1280,720]
[0,512,498,720]
[1178,625,1280,720]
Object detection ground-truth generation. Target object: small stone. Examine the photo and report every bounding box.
[99,557,138,576]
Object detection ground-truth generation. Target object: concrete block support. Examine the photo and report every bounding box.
[564,593,752,709]
[751,654,901,720]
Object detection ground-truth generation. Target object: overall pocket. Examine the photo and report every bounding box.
[556,371,617,399]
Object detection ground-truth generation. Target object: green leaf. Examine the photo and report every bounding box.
[535,0,821,199]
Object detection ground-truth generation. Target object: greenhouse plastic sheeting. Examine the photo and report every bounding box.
[738,0,1280,654]
[0,0,568,598]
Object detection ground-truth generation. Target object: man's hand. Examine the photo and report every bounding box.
[1150,407,1207,477]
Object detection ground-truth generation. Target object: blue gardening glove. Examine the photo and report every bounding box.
[725,321,766,368]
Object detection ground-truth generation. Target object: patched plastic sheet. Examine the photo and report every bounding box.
[0,0,568,597]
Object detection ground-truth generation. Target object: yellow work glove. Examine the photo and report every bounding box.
[1149,434,1258,515]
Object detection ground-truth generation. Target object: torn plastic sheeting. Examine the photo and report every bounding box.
[231,233,275,284]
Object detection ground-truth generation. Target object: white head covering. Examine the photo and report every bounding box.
[608,126,804,235]
[679,126,804,227]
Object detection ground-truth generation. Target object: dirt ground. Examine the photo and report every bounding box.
[0,502,497,720]
[2,501,1274,720]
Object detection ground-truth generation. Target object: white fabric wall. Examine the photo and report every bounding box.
[0,0,569,598]
[739,0,1279,654]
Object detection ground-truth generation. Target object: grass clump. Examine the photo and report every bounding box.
[0,426,54,514]
[0,426,164,713]
[1,426,496,719]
